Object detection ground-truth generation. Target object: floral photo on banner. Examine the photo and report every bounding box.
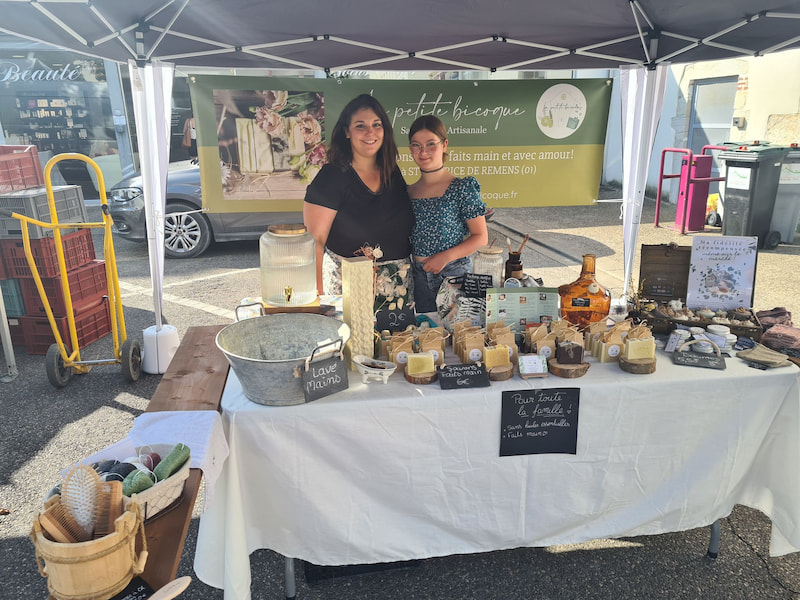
[214,88,326,198]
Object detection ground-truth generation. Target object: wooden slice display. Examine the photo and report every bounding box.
[618,354,657,374]
[404,368,438,385]
[488,363,514,381]
[547,358,590,378]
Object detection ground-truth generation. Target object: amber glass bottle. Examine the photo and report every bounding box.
[557,254,611,328]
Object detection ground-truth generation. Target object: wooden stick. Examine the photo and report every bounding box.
[517,234,530,254]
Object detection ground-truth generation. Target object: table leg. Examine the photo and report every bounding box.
[707,519,721,559]
[284,556,296,599]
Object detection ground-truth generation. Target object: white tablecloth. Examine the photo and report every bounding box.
[194,353,800,600]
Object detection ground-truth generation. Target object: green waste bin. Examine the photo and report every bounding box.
[720,143,789,248]
[770,148,800,246]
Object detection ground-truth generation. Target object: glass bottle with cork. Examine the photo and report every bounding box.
[557,253,611,328]
[504,235,529,284]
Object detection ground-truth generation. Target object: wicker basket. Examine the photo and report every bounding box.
[124,444,191,521]
[31,500,147,600]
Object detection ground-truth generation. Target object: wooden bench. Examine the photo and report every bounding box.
[140,324,228,591]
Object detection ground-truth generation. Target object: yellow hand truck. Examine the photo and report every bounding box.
[0,153,141,387]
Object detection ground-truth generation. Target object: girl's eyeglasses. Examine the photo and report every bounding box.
[409,140,442,154]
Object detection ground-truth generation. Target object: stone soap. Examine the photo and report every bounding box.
[407,352,435,375]
[624,337,656,360]
[485,345,510,369]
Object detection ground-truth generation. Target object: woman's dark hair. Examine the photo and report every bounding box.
[328,94,399,189]
[408,115,449,162]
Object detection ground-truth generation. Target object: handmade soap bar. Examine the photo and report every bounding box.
[485,345,510,369]
[556,341,584,364]
[624,336,656,360]
[407,352,435,375]
[599,340,623,363]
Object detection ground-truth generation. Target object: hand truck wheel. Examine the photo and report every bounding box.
[121,339,143,382]
[46,343,73,388]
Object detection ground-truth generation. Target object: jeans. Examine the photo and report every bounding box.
[412,256,472,314]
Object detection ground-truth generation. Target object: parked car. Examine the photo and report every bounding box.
[109,162,493,259]
[108,163,302,258]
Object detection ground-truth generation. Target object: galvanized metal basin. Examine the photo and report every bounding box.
[216,313,351,405]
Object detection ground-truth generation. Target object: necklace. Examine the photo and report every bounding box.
[419,165,445,173]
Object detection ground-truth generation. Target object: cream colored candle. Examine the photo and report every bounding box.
[342,257,375,368]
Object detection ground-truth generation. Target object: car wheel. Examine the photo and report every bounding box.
[164,201,212,258]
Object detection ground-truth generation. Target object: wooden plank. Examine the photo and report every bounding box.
[147,325,228,413]
[141,324,229,590]
[138,469,203,590]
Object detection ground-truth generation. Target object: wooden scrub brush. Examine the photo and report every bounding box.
[93,480,124,539]
[38,498,91,543]
[61,464,101,539]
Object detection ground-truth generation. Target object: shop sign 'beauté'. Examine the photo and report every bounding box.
[0,61,82,83]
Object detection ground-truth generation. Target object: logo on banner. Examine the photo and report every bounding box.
[536,83,587,139]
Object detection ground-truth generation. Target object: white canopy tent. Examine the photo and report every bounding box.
[1,0,799,379]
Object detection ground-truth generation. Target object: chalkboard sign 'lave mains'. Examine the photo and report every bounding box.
[500,388,580,456]
[302,354,349,402]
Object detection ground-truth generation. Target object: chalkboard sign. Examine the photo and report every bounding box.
[672,350,726,370]
[462,273,494,298]
[109,577,154,600]
[302,344,349,402]
[375,305,416,332]
[500,388,580,456]
[438,363,490,389]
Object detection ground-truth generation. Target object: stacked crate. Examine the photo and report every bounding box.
[0,146,111,354]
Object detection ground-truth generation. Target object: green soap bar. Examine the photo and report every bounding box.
[122,469,155,496]
[152,443,191,482]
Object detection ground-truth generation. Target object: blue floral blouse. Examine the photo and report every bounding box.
[410,176,486,257]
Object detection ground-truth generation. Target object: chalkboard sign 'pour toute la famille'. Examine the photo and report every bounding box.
[500,388,580,456]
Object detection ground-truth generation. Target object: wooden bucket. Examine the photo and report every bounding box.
[31,501,148,600]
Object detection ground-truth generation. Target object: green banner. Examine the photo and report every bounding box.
[190,76,612,213]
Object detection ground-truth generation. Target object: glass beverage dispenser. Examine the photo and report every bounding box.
[260,224,317,306]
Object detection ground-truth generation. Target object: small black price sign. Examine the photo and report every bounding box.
[109,577,154,600]
[462,273,494,298]
[375,305,416,332]
[500,388,580,456]
[438,363,490,389]
[302,340,349,402]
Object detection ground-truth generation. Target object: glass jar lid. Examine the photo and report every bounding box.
[268,223,307,237]
[477,245,503,254]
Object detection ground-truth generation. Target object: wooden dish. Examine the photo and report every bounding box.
[488,363,514,381]
[547,359,590,378]
[618,354,657,374]
[404,368,438,385]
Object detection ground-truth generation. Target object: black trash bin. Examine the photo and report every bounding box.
[719,143,789,248]
[770,146,800,246]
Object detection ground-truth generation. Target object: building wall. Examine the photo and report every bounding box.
[602,48,800,202]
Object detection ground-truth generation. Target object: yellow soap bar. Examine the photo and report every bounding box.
[485,345,510,369]
[624,336,655,360]
[599,340,623,363]
[407,352,435,375]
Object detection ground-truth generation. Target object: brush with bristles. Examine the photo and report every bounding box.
[61,464,100,538]
[93,480,124,539]
[38,498,91,543]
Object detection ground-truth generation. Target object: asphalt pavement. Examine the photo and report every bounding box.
[2,193,800,600]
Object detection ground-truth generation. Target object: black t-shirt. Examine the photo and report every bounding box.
[304,164,413,260]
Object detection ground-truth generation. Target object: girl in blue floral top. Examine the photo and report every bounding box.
[407,116,488,313]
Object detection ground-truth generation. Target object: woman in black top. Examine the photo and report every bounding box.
[304,94,414,310]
